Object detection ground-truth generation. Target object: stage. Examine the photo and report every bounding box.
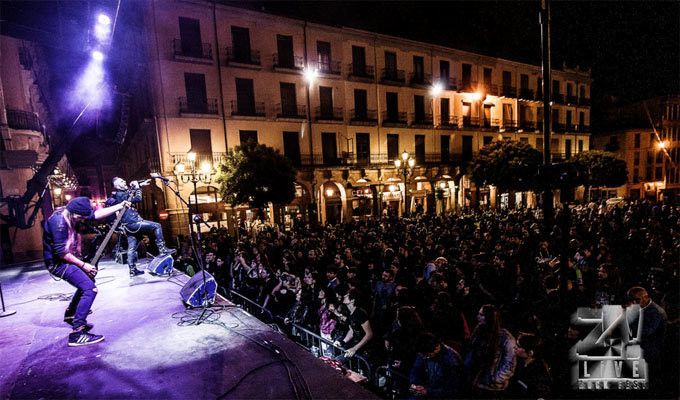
[0,260,376,399]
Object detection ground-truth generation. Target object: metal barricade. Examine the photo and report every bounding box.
[374,365,411,399]
[229,290,275,323]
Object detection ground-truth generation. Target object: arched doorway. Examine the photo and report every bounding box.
[320,181,345,225]
[189,185,225,231]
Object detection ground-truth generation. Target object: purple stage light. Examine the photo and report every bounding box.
[97,14,111,26]
[91,50,104,61]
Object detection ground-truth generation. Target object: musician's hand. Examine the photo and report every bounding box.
[82,263,98,278]
[122,200,132,208]
[139,179,151,187]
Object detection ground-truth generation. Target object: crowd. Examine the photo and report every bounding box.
[174,201,679,398]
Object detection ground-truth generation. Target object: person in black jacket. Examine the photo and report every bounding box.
[509,333,552,398]
[43,196,128,346]
[106,177,175,276]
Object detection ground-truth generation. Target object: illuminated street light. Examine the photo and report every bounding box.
[187,151,197,163]
[175,162,186,174]
[200,161,212,174]
[430,82,443,97]
[658,140,668,150]
[472,92,483,102]
[303,67,318,84]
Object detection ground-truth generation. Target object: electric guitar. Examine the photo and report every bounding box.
[90,180,149,269]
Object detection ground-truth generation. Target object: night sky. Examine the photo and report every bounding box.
[1,1,679,166]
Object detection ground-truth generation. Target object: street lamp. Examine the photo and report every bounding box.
[174,151,215,216]
[394,150,416,215]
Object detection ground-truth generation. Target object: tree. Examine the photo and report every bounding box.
[216,143,296,218]
[468,139,543,193]
[572,150,628,200]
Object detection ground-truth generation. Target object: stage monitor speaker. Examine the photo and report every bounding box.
[180,271,217,308]
[147,254,174,275]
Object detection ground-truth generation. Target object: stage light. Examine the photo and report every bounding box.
[94,24,111,42]
[91,50,104,62]
[97,14,111,26]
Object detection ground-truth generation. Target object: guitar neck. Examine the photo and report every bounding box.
[91,195,134,266]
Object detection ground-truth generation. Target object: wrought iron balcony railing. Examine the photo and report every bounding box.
[553,93,565,104]
[519,120,537,131]
[173,39,212,60]
[349,109,377,124]
[380,68,406,84]
[170,152,227,166]
[462,116,480,128]
[381,111,407,126]
[347,64,375,80]
[230,100,266,117]
[566,95,578,104]
[315,60,341,75]
[226,47,261,65]
[314,106,343,121]
[272,53,303,70]
[275,104,306,119]
[502,120,518,131]
[409,73,432,87]
[579,97,591,106]
[438,115,458,128]
[178,97,218,115]
[409,113,434,127]
[519,88,534,100]
[6,108,42,132]
[501,86,517,97]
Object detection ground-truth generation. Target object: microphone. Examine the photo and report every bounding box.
[150,172,174,182]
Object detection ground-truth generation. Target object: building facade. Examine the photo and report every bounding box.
[142,0,591,232]
[0,35,69,263]
[593,95,680,202]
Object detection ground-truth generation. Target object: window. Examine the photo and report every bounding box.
[414,95,426,121]
[633,169,639,184]
[536,137,544,150]
[462,135,473,162]
[283,132,301,165]
[634,133,641,148]
[276,35,294,68]
[190,129,212,160]
[184,73,208,112]
[317,41,331,71]
[552,79,560,95]
[415,135,425,164]
[565,139,572,159]
[413,56,424,81]
[351,46,366,75]
[235,78,255,115]
[462,63,472,88]
[567,83,573,96]
[356,133,370,164]
[319,86,334,118]
[502,71,511,88]
[231,26,251,63]
[387,134,399,161]
[178,17,202,57]
[578,139,584,153]
[322,132,338,165]
[353,89,368,119]
[279,82,297,117]
[441,135,450,162]
[520,137,529,144]
[566,110,572,128]
[385,51,397,72]
[483,67,492,88]
[440,98,450,125]
[439,60,450,81]
[386,92,399,120]
[239,130,257,146]
[579,111,585,128]
[520,74,529,89]
[655,167,662,180]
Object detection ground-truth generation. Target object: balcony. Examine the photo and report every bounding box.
[552,123,567,133]
[501,120,518,132]
[314,106,343,122]
[178,97,218,115]
[409,72,432,87]
[462,116,480,128]
[275,104,306,120]
[230,100,266,118]
[519,88,534,100]
[347,64,375,81]
[553,93,565,104]
[459,80,476,92]
[380,68,406,84]
[170,152,227,167]
[409,112,434,128]
[173,39,212,61]
[437,115,458,129]
[579,97,591,106]
[571,124,591,133]
[566,95,578,104]
[481,118,500,130]
[225,47,261,66]
[501,86,517,97]
[481,83,499,96]
[519,120,537,131]
[441,77,458,90]
[381,111,407,127]
[272,54,303,70]
[315,60,341,75]
[349,109,377,126]
[6,108,42,132]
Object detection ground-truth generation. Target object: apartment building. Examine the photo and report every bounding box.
[0,35,67,262]
[142,0,591,230]
[593,95,680,202]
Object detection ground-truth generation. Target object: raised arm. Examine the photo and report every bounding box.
[93,201,130,220]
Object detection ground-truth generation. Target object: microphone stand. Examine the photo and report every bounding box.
[0,282,17,318]
[156,178,214,325]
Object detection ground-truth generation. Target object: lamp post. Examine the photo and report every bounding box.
[394,150,416,215]
[174,151,215,220]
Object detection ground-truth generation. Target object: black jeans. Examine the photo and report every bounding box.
[126,220,164,267]
[49,263,97,330]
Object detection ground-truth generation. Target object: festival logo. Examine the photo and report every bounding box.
[571,305,648,390]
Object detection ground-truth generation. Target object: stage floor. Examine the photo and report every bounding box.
[0,260,376,399]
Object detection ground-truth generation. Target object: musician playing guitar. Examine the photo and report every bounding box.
[106,177,175,277]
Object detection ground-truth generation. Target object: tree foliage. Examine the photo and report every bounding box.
[572,150,628,188]
[468,139,543,191]
[216,143,297,208]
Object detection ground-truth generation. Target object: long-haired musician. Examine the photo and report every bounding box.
[43,196,130,347]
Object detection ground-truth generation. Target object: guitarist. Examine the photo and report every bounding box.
[106,177,175,277]
[43,196,130,346]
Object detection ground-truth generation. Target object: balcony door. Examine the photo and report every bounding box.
[356,132,370,164]
[439,60,450,81]
[354,89,368,119]
[441,135,450,163]
[190,129,212,162]
[319,86,334,118]
[415,135,425,164]
[413,56,424,81]
[440,98,450,125]
[462,63,472,89]
[322,132,338,165]
[414,95,425,121]
[231,26,251,62]
[184,73,207,112]
[386,92,398,120]
[317,41,331,71]
[387,134,399,161]
[280,82,297,117]
[276,35,294,67]
[502,104,513,125]
[352,46,366,75]
[235,78,255,115]
[179,17,202,57]
[283,131,301,166]
[462,135,473,163]
[385,51,397,73]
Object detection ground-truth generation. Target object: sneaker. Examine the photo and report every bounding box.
[68,331,105,347]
